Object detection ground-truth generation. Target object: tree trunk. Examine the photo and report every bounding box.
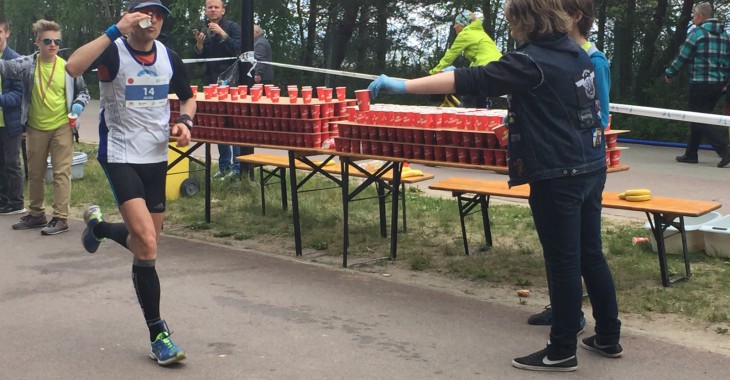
[375,0,389,68]
[355,6,371,72]
[596,0,607,51]
[614,0,636,99]
[660,0,694,66]
[634,0,668,104]
[481,0,493,36]
[302,0,319,68]
[330,1,360,71]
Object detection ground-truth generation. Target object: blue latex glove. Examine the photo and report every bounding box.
[368,74,406,99]
[440,66,456,72]
[71,103,84,116]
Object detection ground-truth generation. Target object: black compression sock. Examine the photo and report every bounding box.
[131,259,162,342]
[94,222,129,249]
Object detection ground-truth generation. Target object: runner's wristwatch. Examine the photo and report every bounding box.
[177,114,193,130]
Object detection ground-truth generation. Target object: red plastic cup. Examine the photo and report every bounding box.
[323,88,333,102]
[492,124,509,147]
[301,87,313,103]
[269,87,281,103]
[288,86,298,103]
[606,134,617,148]
[336,86,346,100]
[316,86,326,100]
[311,104,321,119]
[190,85,198,94]
[239,85,248,99]
[354,89,370,111]
[251,86,262,101]
[68,113,78,127]
[230,87,239,101]
[610,150,621,166]
[483,150,495,165]
[264,84,274,97]
[495,150,507,166]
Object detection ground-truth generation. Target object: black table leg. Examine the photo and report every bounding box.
[389,162,402,260]
[377,182,387,238]
[289,151,303,256]
[341,158,350,267]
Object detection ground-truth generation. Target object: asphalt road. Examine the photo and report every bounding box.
[1,100,724,379]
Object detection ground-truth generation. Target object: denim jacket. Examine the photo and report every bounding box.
[0,46,24,136]
[506,35,605,186]
[0,52,90,128]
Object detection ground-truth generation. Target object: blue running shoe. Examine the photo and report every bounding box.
[149,331,186,366]
[81,205,104,253]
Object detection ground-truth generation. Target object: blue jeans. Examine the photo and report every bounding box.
[528,168,620,356]
[217,144,240,174]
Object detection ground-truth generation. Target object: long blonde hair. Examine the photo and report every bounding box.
[505,0,572,43]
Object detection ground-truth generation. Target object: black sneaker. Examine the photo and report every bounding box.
[12,214,48,230]
[718,146,730,168]
[40,217,69,235]
[527,305,553,325]
[512,346,577,372]
[580,335,623,358]
[675,155,698,164]
[0,205,27,216]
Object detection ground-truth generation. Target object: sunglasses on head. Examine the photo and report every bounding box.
[42,38,62,46]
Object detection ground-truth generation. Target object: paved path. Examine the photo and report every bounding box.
[2,216,729,379]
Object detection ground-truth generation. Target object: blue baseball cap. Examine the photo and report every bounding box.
[128,0,171,14]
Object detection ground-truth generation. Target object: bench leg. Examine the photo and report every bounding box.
[259,166,266,215]
[647,212,691,287]
[377,182,387,238]
[279,167,288,212]
[401,183,407,233]
[457,194,470,256]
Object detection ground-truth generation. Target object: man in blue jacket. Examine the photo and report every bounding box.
[0,17,25,216]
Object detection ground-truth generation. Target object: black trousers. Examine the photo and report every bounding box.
[0,128,24,208]
[685,83,730,158]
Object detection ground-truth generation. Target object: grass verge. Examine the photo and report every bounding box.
[63,142,730,331]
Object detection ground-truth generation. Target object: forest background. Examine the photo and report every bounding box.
[1,0,729,142]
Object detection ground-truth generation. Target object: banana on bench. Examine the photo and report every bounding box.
[618,189,651,202]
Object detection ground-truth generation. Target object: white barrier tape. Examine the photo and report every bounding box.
[237,51,393,80]
[609,103,730,127]
[181,57,237,64]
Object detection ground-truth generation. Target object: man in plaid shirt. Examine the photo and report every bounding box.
[665,1,730,168]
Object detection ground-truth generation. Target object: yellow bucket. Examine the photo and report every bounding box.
[166,145,190,201]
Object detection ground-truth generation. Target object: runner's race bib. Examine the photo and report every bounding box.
[125,73,170,108]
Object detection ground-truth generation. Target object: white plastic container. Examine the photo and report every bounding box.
[643,211,722,255]
[45,152,88,182]
[700,214,730,258]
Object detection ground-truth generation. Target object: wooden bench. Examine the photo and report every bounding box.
[237,152,434,234]
[428,177,722,287]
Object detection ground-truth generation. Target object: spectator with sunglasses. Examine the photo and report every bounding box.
[0,19,90,235]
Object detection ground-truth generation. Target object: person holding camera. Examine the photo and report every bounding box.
[193,0,243,179]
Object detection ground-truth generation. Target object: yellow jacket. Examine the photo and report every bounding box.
[430,19,502,74]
